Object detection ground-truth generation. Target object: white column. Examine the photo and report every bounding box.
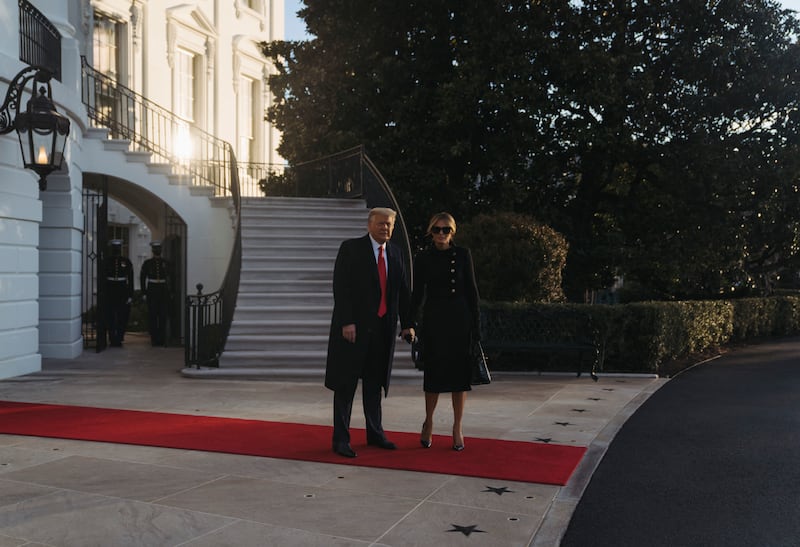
[0,137,43,379]
[38,171,84,358]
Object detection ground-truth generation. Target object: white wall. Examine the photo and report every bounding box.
[0,0,283,378]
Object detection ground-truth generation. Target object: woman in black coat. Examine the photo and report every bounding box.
[411,212,480,451]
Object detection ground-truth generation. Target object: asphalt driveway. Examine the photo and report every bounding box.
[561,337,800,547]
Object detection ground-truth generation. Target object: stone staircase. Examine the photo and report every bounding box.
[208,196,417,379]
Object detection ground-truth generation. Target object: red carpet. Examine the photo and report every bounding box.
[0,400,585,486]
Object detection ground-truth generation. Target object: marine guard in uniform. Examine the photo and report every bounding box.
[105,239,134,347]
[140,240,172,346]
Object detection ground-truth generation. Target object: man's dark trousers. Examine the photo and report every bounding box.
[146,284,169,346]
[332,316,389,446]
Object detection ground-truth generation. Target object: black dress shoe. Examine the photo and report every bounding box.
[367,438,397,450]
[332,443,357,458]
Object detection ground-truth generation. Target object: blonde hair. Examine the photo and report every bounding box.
[369,207,397,221]
[426,212,456,237]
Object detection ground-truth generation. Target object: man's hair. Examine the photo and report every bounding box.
[368,207,397,221]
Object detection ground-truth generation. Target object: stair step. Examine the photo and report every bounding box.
[102,139,131,152]
[147,163,173,175]
[229,319,329,335]
[233,306,332,321]
[238,279,331,293]
[242,233,352,246]
[242,226,365,238]
[86,127,110,139]
[242,196,368,209]
[242,211,367,224]
[240,246,339,259]
[189,186,216,197]
[225,334,329,352]
[218,349,327,366]
[125,150,153,163]
[234,293,333,306]
[240,268,332,282]
[242,260,336,274]
[220,196,374,378]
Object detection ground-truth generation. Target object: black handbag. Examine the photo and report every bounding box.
[411,336,424,371]
[470,339,491,385]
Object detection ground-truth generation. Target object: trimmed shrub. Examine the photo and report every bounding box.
[459,212,568,303]
[481,296,800,376]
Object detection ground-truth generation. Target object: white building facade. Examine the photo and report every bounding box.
[0,0,284,379]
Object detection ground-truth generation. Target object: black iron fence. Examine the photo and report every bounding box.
[81,57,235,197]
[18,0,61,81]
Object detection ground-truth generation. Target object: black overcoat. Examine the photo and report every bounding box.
[325,234,412,394]
[410,244,481,392]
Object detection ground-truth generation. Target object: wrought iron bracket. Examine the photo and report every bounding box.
[0,66,50,135]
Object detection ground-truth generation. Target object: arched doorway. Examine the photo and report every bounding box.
[82,174,187,352]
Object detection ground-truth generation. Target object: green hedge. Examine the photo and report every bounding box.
[481,296,800,376]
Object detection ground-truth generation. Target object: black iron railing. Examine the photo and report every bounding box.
[185,236,242,367]
[185,159,242,367]
[239,146,413,282]
[18,0,61,81]
[82,57,235,197]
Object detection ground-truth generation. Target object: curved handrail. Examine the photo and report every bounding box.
[241,145,412,286]
[185,144,242,367]
[360,151,413,288]
[240,146,412,287]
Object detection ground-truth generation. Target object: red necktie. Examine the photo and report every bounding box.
[377,245,387,317]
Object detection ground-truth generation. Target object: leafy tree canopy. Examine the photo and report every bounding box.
[262,0,800,301]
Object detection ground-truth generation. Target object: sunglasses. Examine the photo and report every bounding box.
[431,226,452,234]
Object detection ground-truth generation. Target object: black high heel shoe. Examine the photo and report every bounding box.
[452,427,464,451]
[420,421,432,448]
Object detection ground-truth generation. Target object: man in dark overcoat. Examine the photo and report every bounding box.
[325,207,415,458]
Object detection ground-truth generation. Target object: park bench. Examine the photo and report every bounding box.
[480,306,602,381]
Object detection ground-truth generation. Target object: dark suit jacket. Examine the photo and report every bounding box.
[325,234,412,394]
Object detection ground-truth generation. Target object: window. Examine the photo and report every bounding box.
[93,15,118,79]
[92,13,129,136]
[175,48,196,122]
[238,76,255,163]
[173,49,198,159]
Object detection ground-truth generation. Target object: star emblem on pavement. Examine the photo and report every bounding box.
[571,408,587,412]
[535,437,552,443]
[447,524,486,536]
[587,397,602,401]
[483,486,514,495]
[555,421,572,426]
